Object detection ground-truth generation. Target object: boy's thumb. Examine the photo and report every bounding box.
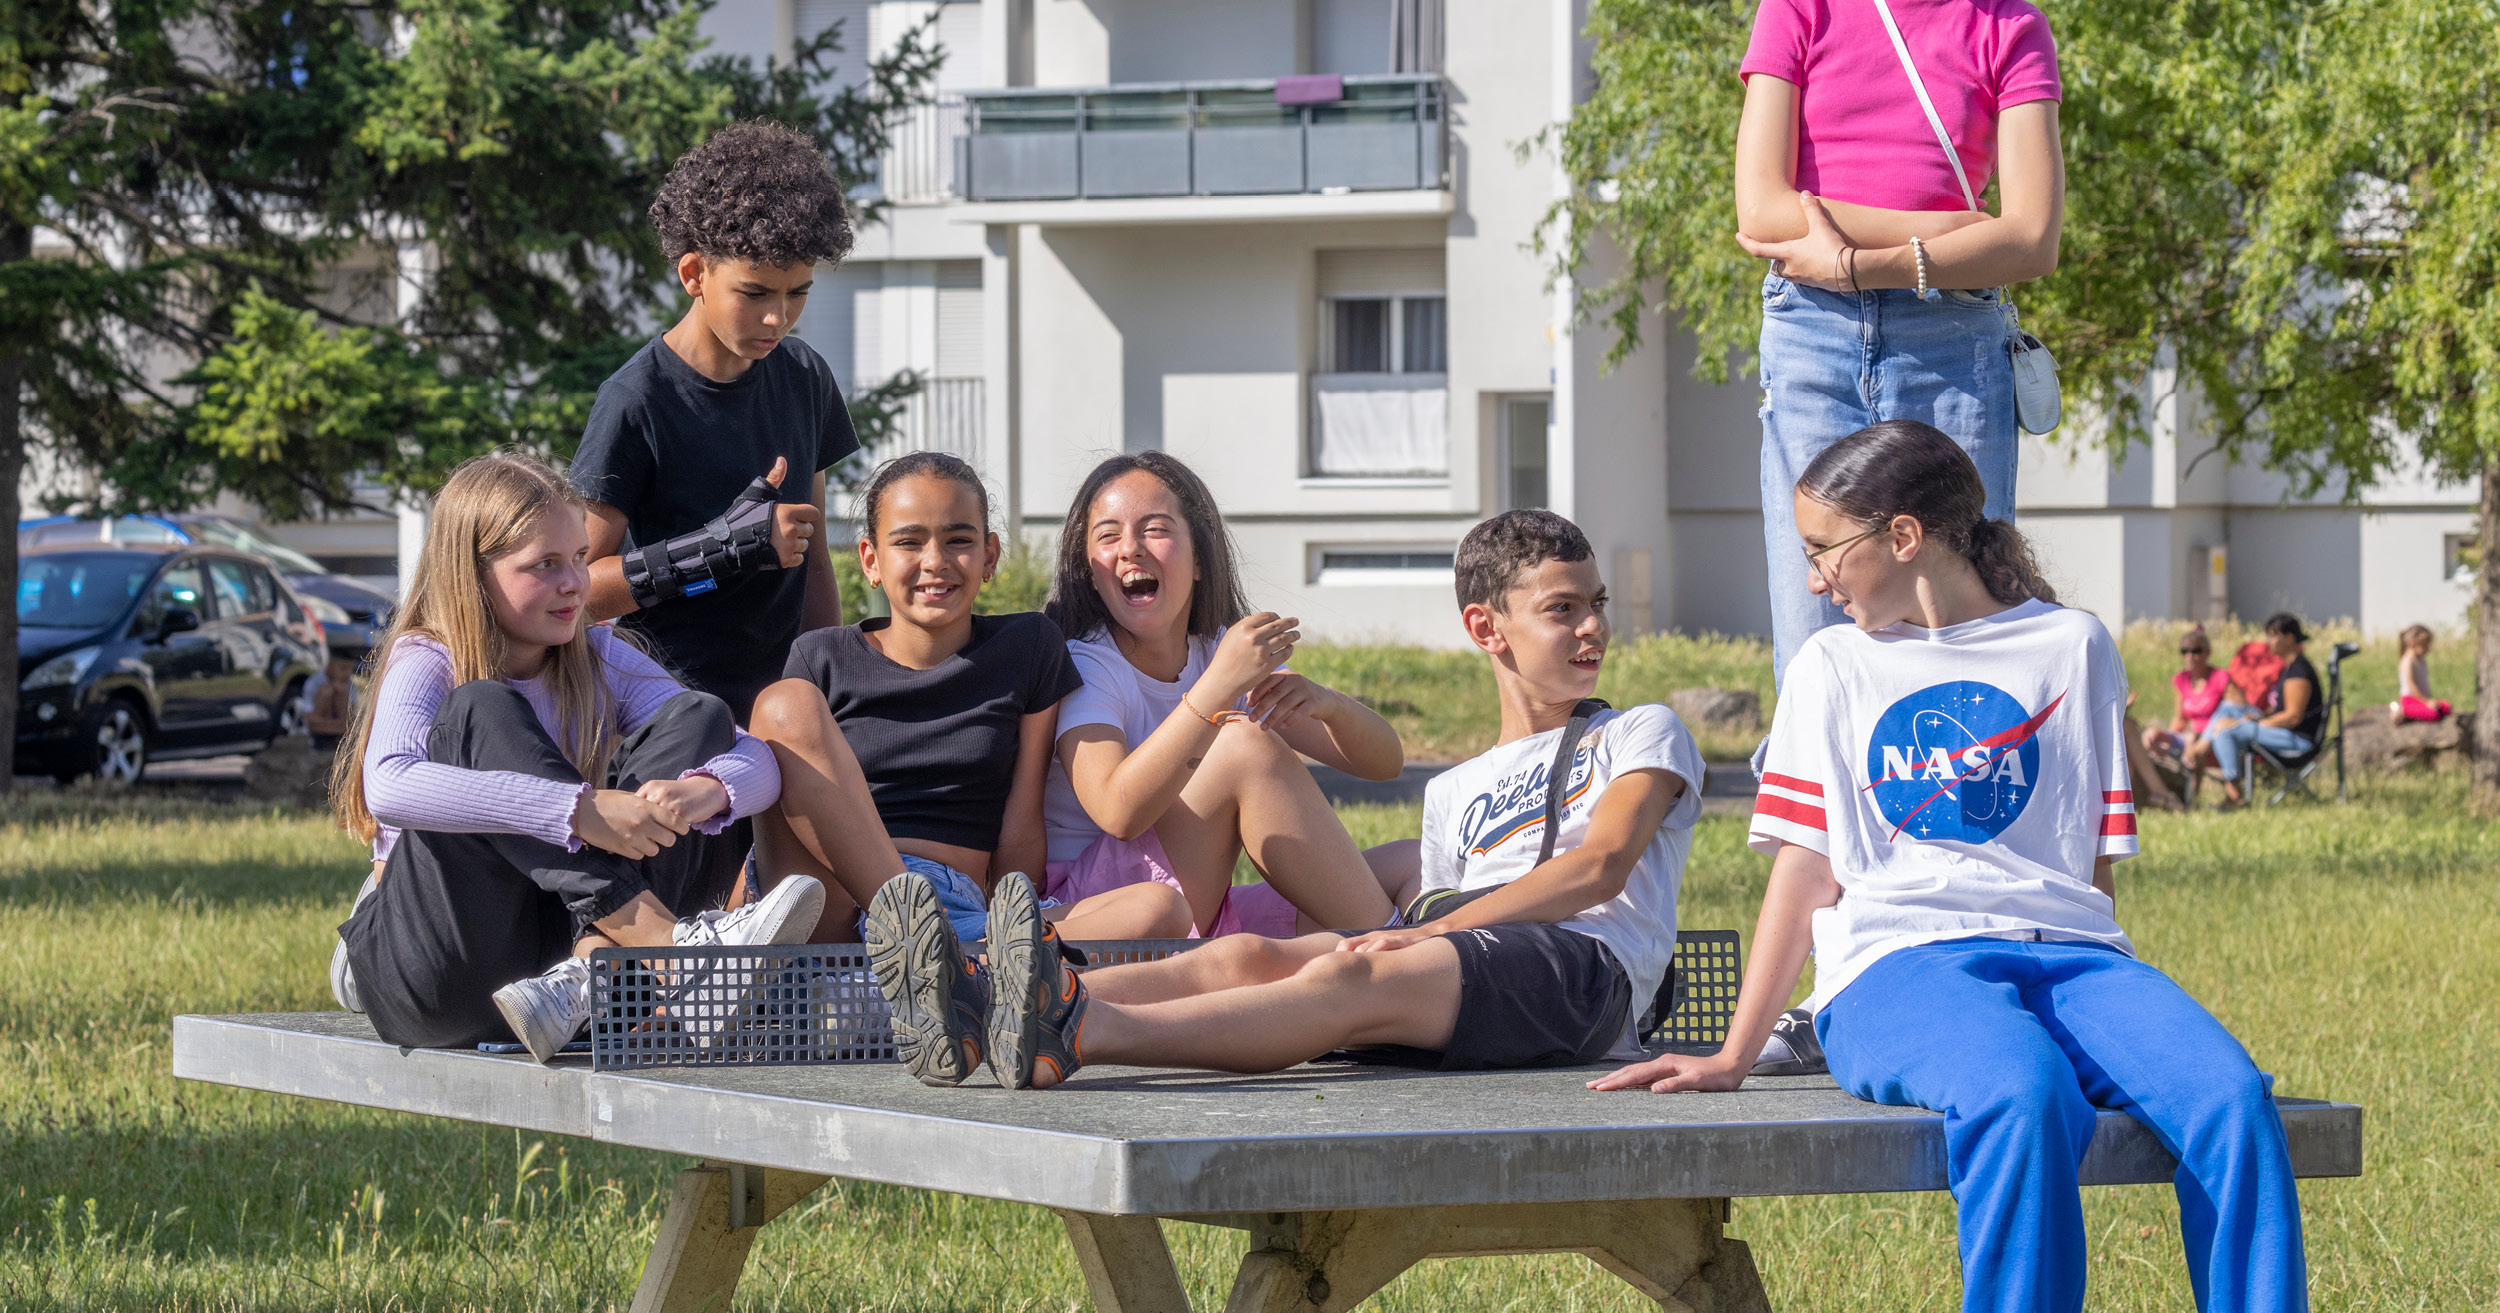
[765,456,789,487]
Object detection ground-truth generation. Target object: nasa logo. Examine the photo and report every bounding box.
[1862,681,2064,842]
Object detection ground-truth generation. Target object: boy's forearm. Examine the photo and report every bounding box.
[586,555,640,621]
[1423,848,1628,932]
[801,537,843,631]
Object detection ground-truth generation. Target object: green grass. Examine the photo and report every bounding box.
[3,778,2495,1311]
[1301,619,2468,766]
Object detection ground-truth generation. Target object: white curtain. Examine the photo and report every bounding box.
[1312,374,1449,476]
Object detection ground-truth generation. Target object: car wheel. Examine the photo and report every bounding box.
[275,679,308,739]
[83,701,150,786]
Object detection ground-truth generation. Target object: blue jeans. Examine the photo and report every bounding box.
[1820,939,2308,1313]
[2208,721,2313,782]
[1760,275,2019,687]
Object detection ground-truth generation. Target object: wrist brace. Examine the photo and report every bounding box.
[622,475,784,609]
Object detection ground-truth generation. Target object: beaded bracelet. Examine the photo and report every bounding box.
[1911,237,1936,302]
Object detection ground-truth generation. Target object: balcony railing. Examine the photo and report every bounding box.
[877,95,968,205]
[956,75,1446,203]
[868,376,986,470]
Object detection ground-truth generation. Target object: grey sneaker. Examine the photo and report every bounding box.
[674,874,826,949]
[864,869,991,1087]
[492,955,592,1064]
[330,869,383,1013]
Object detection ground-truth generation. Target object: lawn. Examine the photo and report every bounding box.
[1298,621,2464,765]
[3,767,2493,1311]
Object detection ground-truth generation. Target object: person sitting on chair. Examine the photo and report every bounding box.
[2206,613,2322,808]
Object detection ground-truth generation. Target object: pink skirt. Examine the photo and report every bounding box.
[1044,829,1300,939]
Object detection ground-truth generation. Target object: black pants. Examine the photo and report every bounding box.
[342,680,750,1048]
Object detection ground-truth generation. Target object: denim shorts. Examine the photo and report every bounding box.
[861,855,1061,945]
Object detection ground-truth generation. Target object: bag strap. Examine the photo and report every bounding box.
[1868,0,1981,212]
[1536,698,1609,866]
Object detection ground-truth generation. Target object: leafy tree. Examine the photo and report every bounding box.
[1,0,933,784]
[1553,0,2500,811]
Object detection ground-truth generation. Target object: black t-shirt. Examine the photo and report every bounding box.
[2276,653,2325,742]
[570,335,859,720]
[783,612,1083,852]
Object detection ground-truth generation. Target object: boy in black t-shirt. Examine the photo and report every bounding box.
[572,121,861,722]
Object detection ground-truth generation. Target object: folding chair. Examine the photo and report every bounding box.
[2252,641,2358,805]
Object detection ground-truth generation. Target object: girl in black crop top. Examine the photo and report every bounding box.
[749,455,1192,941]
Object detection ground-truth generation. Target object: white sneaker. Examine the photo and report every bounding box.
[674,874,826,950]
[491,955,591,1064]
[330,869,383,1013]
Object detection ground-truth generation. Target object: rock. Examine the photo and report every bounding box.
[244,735,333,809]
[1669,687,1764,735]
[2341,711,2473,772]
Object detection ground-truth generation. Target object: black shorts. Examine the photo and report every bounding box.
[1349,921,1633,1072]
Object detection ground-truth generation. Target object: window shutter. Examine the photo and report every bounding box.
[1317,247,1445,297]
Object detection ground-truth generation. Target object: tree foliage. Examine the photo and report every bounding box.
[0,0,933,780]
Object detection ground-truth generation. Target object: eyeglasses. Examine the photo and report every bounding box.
[2179,646,2209,656]
[1802,524,1886,587]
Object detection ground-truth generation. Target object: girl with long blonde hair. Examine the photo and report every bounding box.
[328,453,823,1063]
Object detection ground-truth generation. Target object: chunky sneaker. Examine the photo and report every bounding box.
[864,871,991,1086]
[985,871,1090,1090]
[492,955,592,1065]
[675,873,826,949]
[1751,1005,1828,1077]
[330,869,383,1013]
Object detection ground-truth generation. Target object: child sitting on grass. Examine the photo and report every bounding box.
[328,454,824,1065]
[1594,421,2305,1313]
[2390,623,2451,724]
[871,509,1703,1089]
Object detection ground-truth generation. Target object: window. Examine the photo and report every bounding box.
[18,553,156,629]
[208,559,261,617]
[2445,533,2477,585]
[1314,547,1458,586]
[1323,294,1444,376]
[1503,396,1552,510]
[137,563,209,631]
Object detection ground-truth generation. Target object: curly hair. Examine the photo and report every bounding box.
[649,120,854,269]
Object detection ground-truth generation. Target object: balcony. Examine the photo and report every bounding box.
[950,75,1450,226]
[865,376,987,472]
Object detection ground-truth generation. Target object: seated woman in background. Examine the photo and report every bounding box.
[2144,627,2231,763]
[2204,613,2322,808]
[2390,624,2452,725]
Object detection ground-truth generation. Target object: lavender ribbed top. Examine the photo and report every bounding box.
[363,629,780,860]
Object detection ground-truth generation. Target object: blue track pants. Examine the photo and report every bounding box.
[1817,938,2308,1313]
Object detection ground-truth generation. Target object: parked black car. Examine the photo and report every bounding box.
[15,543,325,784]
[19,512,396,647]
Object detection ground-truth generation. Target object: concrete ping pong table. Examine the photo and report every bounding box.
[172,1012,2362,1313]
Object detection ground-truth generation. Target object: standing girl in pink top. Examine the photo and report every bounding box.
[1736,0,2067,688]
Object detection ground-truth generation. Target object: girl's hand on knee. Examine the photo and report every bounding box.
[1587,1051,1750,1094]
[574,788,686,859]
[1246,672,1334,730]
[636,775,729,828]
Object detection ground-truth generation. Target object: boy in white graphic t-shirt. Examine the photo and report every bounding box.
[1595,422,2306,1313]
[876,509,1703,1085]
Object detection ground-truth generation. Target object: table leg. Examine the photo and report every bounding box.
[1216,1198,1770,1313]
[630,1162,830,1313]
[1057,1210,1193,1313]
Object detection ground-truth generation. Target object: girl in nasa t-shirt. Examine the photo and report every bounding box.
[1595,423,2306,1313]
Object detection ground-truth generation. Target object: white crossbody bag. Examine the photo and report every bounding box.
[1868,0,2063,435]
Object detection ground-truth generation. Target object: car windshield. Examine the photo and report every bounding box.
[185,518,327,575]
[18,553,157,630]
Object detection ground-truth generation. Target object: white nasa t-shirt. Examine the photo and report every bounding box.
[1418,703,1705,1015]
[1750,598,2139,1010]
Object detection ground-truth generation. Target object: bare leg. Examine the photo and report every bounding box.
[1154,720,1394,933]
[1048,938,1463,1082]
[2121,715,2186,811]
[1081,931,1341,1005]
[1048,881,1194,941]
[748,679,904,937]
[1364,839,1422,911]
